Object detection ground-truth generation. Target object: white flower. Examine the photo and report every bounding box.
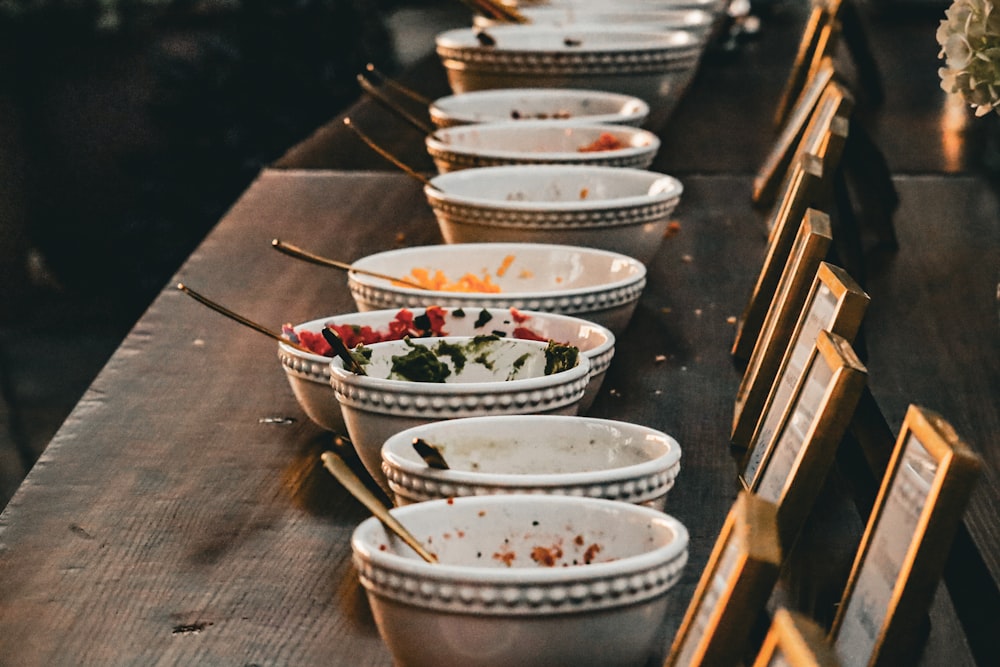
[938,0,1000,116]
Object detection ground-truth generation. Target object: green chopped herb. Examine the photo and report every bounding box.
[389,345,452,382]
[544,341,579,375]
[452,308,466,318]
[433,340,468,374]
[508,353,531,380]
[474,309,493,328]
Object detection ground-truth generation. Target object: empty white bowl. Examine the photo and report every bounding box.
[347,242,647,335]
[474,8,716,44]
[278,306,614,432]
[330,336,590,490]
[426,121,660,173]
[429,88,649,129]
[351,494,689,667]
[381,415,682,509]
[435,24,703,114]
[426,164,683,263]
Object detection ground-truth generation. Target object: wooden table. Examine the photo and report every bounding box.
[1,5,996,665]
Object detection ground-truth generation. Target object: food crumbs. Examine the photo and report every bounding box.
[726,315,737,325]
[660,307,672,314]
[518,269,534,279]
[579,187,589,199]
[379,544,388,551]
[682,254,693,263]
[447,497,455,505]
[531,545,564,566]
[654,354,667,363]
[494,550,516,566]
[694,309,703,316]
[496,254,515,277]
[574,534,585,546]
[478,510,487,517]
[583,544,602,564]
[663,221,682,238]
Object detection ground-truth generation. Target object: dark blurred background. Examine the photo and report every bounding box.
[0,0,467,505]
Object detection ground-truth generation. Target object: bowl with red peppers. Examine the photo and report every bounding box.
[278,305,614,434]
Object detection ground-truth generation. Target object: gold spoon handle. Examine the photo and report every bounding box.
[320,451,437,563]
[343,117,438,191]
[364,63,432,106]
[357,73,435,135]
[460,0,529,23]
[176,283,315,356]
[270,239,428,290]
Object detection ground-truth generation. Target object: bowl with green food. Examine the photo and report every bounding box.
[278,305,614,434]
[329,335,590,491]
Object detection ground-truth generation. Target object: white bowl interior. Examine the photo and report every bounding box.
[383,415,679,477]
[429,165,681,207]
[354,495,687,570]
[430,88,649,126]
[476,8,715,33]
[350,243,645,296]
[428,123,657,157]
[436,25,698,52]
[348,336,580,383]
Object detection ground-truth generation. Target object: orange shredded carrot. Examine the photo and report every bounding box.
[496,254,515,277]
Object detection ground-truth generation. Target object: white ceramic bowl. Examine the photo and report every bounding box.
[429,88,649,129]
[351,494,689,667]
[426,121,659,173]
[330,336,590,490]
[474,8,716,44]
[426,164,682,263]
[347,242,647,335]
[435,24,703,115]
[381,415,682,509]
[502,0,727,13]
[278,306,614,432]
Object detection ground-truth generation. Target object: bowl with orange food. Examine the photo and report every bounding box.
[278,305,615,433]
[346,242,646,335]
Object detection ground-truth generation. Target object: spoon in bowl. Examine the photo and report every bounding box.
[320,450,437,563]
[343,117,440,191]
[176,283,317,355]
[270,239,429,290]
[412,437,450,470]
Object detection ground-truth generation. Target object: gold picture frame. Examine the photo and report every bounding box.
[732,154,825,362]
[733,208,832,437]
[751,608,840,667]
[829,405,982,666]
[740,330,867,549]
[664,492,782,667]
[733,262,869,449]
[754,71,854,209]
[774,0,844,128]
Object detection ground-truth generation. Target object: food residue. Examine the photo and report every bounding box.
[531,544,564,567]
[578,132,625,153]
[510,109,572,120]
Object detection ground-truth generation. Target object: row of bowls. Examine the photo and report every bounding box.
[289,4,717,664]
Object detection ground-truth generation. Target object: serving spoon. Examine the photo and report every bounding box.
[270,238,429,290]
[320,450,437,563]
[176,283,317,355]
[412,437,450,470]
[342,117,440,191]
[357,72,435,135]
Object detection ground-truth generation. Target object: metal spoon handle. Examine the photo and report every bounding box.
[176,283,315,355]
[320,451,437,563]
[343,117,437,190]
[270,239,428,290]
[358,73,435,135]
[364,63,432,106]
